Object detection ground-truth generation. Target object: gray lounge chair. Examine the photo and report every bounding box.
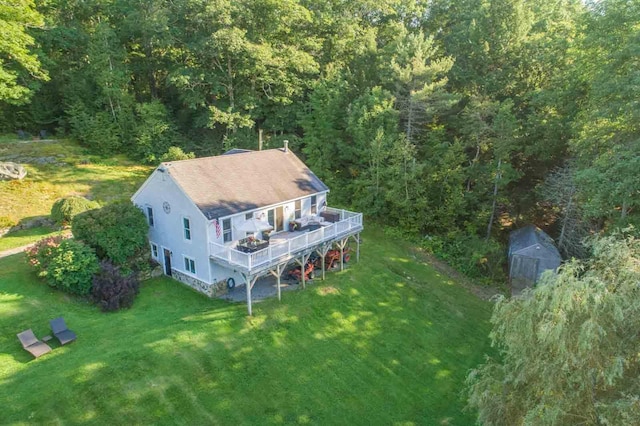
[50,317,76,345]
[17,329,52,358]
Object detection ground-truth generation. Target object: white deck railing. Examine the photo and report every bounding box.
[209,208,363,272]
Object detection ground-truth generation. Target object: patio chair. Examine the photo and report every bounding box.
[50,317,77,345]
[17,329,52,358]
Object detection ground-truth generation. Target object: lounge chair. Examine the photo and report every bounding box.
[17,329,52,358]
[50,317,77,345]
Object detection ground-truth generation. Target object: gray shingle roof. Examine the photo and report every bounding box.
[509,225,561,259]
[163,148,329,219]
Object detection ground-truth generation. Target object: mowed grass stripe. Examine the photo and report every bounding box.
[0,228,492,424]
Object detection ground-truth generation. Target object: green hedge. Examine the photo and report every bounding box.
[72,201,149,271]
[51,196,99,225]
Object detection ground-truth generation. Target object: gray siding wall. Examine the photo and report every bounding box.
[132,169,212,285]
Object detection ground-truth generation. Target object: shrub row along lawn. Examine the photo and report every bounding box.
[0,228,493,425]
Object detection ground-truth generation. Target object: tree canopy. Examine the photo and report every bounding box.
[2,0,638,279]
[0,0,48,103]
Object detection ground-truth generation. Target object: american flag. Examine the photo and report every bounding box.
[214,219,221,238]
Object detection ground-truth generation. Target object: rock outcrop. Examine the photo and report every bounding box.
[0,162,27,180]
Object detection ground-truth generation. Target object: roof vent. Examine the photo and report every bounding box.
[283,140,289,153]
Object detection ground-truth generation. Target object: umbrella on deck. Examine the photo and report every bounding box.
[235,218,274,233]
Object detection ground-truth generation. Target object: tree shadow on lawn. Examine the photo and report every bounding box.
[0,275,243,423]
[0,245,493,424]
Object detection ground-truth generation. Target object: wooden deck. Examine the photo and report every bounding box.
[209,207,363,275]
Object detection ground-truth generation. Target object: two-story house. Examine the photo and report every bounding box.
[131,142,363,314]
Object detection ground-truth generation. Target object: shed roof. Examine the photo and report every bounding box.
[509,225,561,259]
[161,148,329,220]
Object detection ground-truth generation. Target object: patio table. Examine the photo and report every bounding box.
[237,240,269,253]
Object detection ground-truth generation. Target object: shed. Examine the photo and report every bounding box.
[508,225,562,296]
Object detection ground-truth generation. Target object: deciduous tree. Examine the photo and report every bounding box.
[467,232,640,425]
[0,0,48,103]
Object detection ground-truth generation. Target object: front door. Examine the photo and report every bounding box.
[163,248,172,276]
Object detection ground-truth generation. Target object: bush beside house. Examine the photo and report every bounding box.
[26,236,99,295]
[92,261,140,312]
[26,202,150,311]
[72,201,150,271]
[50,196,99,226]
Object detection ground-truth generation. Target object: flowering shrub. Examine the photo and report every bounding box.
[26,237,99,295]
[26,235,65,271]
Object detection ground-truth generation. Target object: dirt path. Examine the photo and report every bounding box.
[0,243,35,259]
[408,246,504,301]
[0,230,70,259]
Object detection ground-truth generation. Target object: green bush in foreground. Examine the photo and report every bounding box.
[50,196,99,225]
[72,201,149,271]
[26,237,99,295]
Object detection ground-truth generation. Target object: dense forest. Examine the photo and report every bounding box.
[3,0,639,283]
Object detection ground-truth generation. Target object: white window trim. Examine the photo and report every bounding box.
[146,205,155,227]
[294,199,302,219]
[183,255,196,275]
[222,218,232,243]
[150,242,159,259]
[182,216,192,242]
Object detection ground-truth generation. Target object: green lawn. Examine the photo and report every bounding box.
[0,139,151,251]
[0,228,493,425]
[0,227,64,252]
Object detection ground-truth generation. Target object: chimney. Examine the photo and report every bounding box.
[283,140,289,153]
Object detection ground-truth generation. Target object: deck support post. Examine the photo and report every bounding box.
[268,262,288,301]
[315,244,330,280]
[276,263,283,301]
[353,233,360,263]
[302,253,310,289]
[242,273,252,316]
[242,273,260,316]
[337,238,348,271]
[295,253,311,289]
[276,268,281,301]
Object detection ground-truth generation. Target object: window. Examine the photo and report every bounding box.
[311,195,317,215]
[267,209,274,227]
[151,243,158,259]
[183,217,191,240]
[183,256,196,274]
[147,207,154,227]
[266,208,283,231]
[223,218,232,243]
[245,212,253,220]
[294,200,301,219]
